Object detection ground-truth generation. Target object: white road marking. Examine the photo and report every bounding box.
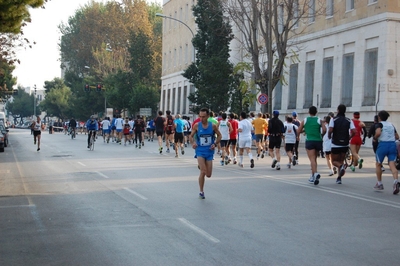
[123,187,148,200]
[0,205,35,209]
[96,171,109,179]
[77,162,86,166]
[178,218,220,243]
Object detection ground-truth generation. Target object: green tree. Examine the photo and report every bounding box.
[5,87,34,124]
[39,84,73,119]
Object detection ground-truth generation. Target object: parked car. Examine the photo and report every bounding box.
[0,122,9,149]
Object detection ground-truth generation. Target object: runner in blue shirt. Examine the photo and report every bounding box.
[173,114,186,157]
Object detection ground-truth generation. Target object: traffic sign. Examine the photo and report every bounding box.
[258,93,268,105]
[140,108,152,116]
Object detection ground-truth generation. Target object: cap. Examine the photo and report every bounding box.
[273,110,279,116]
[292,111,297,117]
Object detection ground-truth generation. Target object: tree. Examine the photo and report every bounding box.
[225,0,324,114]
[0,0,45,34]
[39,84,73,119]
[183,0,234,113]
[5,87,34,124]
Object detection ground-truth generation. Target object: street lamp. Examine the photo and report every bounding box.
[33,84,37,116]
[155,13,195,62]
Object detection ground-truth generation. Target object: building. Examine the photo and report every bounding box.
[160,0,400,131]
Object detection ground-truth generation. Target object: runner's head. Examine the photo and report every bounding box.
[199,108,210,123]
[378,110,390,121]
[337,104,346,115]
[353,112,360,119]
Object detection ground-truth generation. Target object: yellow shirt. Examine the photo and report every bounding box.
[252,117,268,135]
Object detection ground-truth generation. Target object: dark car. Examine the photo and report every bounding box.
[0,122,9,151]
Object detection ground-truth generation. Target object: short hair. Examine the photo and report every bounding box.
[176,114,181,119]
[286,116,293,123]
[199,108,209,115]
[166,110,171,115]
[337,104,346,114]
[373,115,379,123]
[250,112,255,117]
[158,111,163,116]
[309,106,318,116]
[222,113,227,119]
[324,116,331,124]
[240,111,247,119]
[229,113,235,119]
[257,112,263,117]
[378,110,390,121]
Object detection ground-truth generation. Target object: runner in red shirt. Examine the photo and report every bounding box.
[349,112,367,171]
[226,112,239,164]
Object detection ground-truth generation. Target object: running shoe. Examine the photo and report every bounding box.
[139,145,141,149]
[374,183,384,190]
[220,160,224,166]
[135,144,138,148]
[314,173,321,185]
[250,159,254,168]
[271,158,277,168]
[350,165,355,172]
[238,163,244,168]
[333,167,337,174]
[308,175,315,183]
[166,148,170,153]
[287,163,291,169]
[233,158,237,164]
[159,147,163,154]
[336,177,342,184]
[358,158,364,169]
[292,155,297,166]
[328,170,334,176]
[261,152,265,159]
[257,154,260,160]
[393,182,400,195]
[199,192,205,199]
[276,163,280,170]
[181,149,185,155]
[37,148,40,151]
[175,154,179,158]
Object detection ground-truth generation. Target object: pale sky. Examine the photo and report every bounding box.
[13,0,162,90]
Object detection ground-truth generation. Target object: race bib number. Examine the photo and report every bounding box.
[199,134,212,146]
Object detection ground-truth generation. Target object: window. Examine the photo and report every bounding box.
[293,0,299,28]
[368,0,377,4]
[303,61,315,109]
[341,53,354,107]
[288,64,298,109]
[177,87,181,114]
[273,81,282,110]
[183,85,188,114]
[363,49,378,106]
[346,0,354,11]
[321,57,333,108]
[172,87,176,113]
[309,0,315,23]
[326,0,334,17]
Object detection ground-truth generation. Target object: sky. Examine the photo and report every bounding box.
[13,0,162,90]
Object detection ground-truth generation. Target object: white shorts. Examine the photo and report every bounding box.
[238,137,252,148]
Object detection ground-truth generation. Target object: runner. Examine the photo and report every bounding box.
[154,111,165,154]
[349,112,367,171]
[133,115,145,148]
[227,112,239,164]
[373,110,399,194]
[268,110,284,170]
[190,108,222,199]
[183,116,192,147]
[123,117,131,146]
[291,111,301,164]
[114,115,124,144]
[147,118,155,142]
[101,117,111,143]
[251,112,268,160]
[328,104,356,184]
[164,110,175,153]
[173,114,185,157]
[322,116,336,176]
[238,112,255,168]
[297,106,325,185]
[283,116,298,168]
[32,115,45,151]
[217,113,232,165]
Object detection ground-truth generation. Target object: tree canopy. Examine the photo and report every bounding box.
[183,0,234,113]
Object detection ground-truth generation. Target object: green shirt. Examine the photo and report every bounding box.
[303,116,322,141]
[208,117,218,125]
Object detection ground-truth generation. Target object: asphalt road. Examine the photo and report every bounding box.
[1,129,400,266]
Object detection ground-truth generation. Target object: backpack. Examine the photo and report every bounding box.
[332,116,351,146]
[166,115,174,131]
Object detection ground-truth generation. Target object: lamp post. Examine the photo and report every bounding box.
[33,84,37,116]
[155,13,195,62]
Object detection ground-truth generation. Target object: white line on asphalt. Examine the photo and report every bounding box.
[178,218,220,243]
[77,162,86,166]
[123,187,148,200]
[0,205,35,209]
[96,171,109,179]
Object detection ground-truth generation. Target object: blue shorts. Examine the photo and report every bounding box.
[116,129,122,133]
[196,151,214,161]
[103,129,110,134]
[376,141,397,163]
